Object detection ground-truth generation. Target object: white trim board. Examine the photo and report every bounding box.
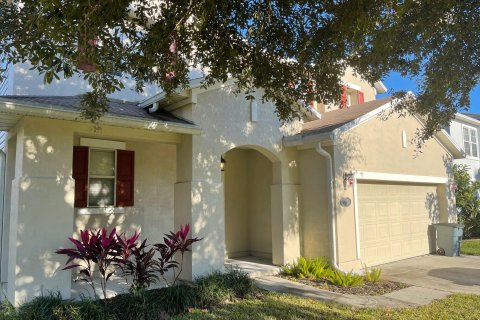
[352,171,448,184]
[80,138,126,150]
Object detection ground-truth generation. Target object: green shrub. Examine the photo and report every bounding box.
[195,269,256,308]
[363,265,382,283]
[156,283,197,315]
[329,270,364,287]
[0,300,17,320]
[282,257,331,279]
[17,294,109,320]
[108,288,167,319]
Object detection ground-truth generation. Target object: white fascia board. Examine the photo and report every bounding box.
[434,129,464,159]
[454,113,480,127]
[374,81,388,94]
[332,101,393,137]
[353,171,448,184]
[0,100,202,135]
[138,77,207,108]
[413,114,464,159]
[344,82,362,91]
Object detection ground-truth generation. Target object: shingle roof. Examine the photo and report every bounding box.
[0,95,194,125]
[461,113,480,121]
[301,96,393,135]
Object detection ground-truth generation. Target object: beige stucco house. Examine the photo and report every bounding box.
[0,71,462,306]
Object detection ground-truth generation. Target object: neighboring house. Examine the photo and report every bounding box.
[446,113,480,180]
[0,68,462,306]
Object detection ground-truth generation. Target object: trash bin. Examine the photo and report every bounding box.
[434,223,464,256]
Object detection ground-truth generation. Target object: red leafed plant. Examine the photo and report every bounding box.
[154,224,201,286]
[56,228,139,300]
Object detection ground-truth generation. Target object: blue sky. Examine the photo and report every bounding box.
[380,72,480,114]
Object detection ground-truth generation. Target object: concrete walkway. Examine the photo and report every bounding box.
[236,254,480,308]
[255,276,450,308]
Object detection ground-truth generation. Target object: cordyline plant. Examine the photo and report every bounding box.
[120,239,159,294]
[56,224,201,299]
[56,228,139,300]
[154,224,201,286]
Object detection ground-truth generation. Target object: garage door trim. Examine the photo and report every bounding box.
[351,171,448,261]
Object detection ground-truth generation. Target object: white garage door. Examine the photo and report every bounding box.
[358,182,437,266]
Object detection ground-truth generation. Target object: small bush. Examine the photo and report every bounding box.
[363,265,382,283]
[17,294,109,320]
[157,283,198,315]
[329,270,364,287]
[108,289,166,320]
[282,257,331,279]
[195,269,256,308]
[0,300,16,320]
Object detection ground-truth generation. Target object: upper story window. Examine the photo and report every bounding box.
[73,146,135,208]
[462,125,478,158]
[340,86,365,109]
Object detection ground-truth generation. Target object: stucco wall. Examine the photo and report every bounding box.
[333,113,455,268]
[3,116,180,305]
[174,84,302,275]
[10,62,160,102]
[224,149,273,259]
[224,149,249,257]
[298,148,330,259]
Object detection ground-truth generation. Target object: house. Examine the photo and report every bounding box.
[0,67,462,306]
[446,113,480,180]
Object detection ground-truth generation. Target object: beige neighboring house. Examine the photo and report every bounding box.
[0,71,462,306]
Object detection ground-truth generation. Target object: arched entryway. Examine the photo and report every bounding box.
[223,146,276,263]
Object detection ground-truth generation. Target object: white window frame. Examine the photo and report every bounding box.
[87,148,117,209]
[462,124,479,159]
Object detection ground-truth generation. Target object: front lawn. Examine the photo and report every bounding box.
[461,239,480,255]
[177,292,480,320]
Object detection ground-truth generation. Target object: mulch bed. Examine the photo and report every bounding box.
[278,275,410,296]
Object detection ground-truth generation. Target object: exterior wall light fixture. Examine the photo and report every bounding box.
[221,156,226,172]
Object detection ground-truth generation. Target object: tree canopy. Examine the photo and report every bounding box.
[0,0,478,143]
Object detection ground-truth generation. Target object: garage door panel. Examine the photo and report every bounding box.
[358,182,437,266]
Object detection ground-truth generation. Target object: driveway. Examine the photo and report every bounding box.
[380,254,480,294]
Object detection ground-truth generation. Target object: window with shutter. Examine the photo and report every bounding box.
[72,146,135,208]
[340,86,347,108]
[357,91,364,104]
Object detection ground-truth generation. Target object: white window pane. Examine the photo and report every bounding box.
[471,129,477,143]
[473,143,478,158]
[464,127,470,142]
[465,141,472,156]
[88,178,114,207]
[90,150,115,176]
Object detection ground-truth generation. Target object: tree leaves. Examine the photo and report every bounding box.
[1,0,479,141]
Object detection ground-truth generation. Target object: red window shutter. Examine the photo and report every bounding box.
[72,146,89,208]
[340,86,347,108]
[357,91,364,104]
[116,150,135,207]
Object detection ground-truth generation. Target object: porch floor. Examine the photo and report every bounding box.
[225,256,281,278]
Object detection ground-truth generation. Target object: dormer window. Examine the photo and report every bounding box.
[340,86,365,108]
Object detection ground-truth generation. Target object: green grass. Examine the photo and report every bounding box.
[175,292,480,320]
[461,239,480,255]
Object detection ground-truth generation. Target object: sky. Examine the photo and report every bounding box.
[380,72,480,114]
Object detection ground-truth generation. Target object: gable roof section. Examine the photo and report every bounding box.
[0,95,200,134]
[284,96,463,158]
[301,96,393,136]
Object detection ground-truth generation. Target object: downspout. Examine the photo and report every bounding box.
[314,142,339,269]
[0,150,5,280]
[148,102,159,113]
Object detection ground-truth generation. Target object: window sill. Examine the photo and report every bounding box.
[76,207,126,215]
